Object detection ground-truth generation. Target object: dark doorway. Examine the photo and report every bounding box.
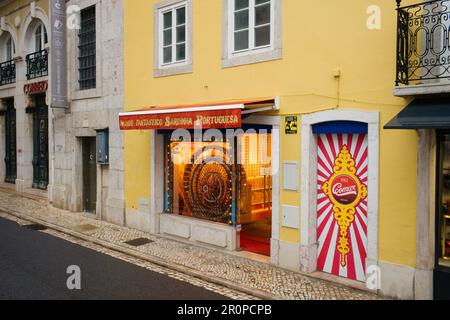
[435,131,450,300]
[32,94,48,190]
[82,137,97,213]
[237,133,272,257]
[4,98,16,184]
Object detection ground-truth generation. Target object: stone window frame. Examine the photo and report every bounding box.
[222,0,282,68]
[77,5,97,91]
[1,32,15,62]
[68,0,103,101]
[154,0,193,78]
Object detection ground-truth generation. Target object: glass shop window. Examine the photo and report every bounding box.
[237,133,272,224]
[438,134,450,269]
[164,132,272,225]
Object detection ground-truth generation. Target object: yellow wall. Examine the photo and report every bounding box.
[124,131,151,210]
[124,0,418,267]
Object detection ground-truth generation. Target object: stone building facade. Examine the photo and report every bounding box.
[0,0,125,225]
[0,0,52,195]
[51,0,125,225]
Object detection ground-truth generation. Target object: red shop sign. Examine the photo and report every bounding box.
[24,80,48,94]
[119,108,242,131]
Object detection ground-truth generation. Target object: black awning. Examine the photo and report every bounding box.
[384,98,450,129]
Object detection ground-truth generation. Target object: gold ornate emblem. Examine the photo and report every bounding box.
[322,145,367,267]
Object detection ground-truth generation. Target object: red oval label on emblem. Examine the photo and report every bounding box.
[331,174,358,205]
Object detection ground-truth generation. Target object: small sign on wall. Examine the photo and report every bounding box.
[96,129,109,165]
[50,0,68,108]
[285,116,298,134]
[24,81,48,95]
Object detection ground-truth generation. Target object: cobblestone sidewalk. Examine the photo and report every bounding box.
[0,187,381,300]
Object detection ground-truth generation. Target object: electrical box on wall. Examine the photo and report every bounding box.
[96,129,109,165]
[282,205,299,229]
[283,161,299,191]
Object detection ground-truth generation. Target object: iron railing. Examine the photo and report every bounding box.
[396,0,450,86]
[26,49,48,80]
[0,59,15,85]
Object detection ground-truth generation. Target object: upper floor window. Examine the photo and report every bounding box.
[223,0,281,68]
[154,0,193,77]
[0,34,16,85]
[160,2,187,65]
[78,5,96,90]
[5,36,14,61]
[26,22,48,80]
[33,23,48,52]
[233,0,272,52]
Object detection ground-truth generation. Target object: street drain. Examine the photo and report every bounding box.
[23,224,48,231]
[124,237,153,247]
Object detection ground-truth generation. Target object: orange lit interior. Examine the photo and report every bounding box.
[165,133,272,256]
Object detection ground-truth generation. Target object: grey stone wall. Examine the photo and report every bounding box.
[51,0,124,225]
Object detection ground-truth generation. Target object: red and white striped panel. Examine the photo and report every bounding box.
[316,133,368,282]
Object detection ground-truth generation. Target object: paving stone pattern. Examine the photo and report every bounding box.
[0,188,381,300]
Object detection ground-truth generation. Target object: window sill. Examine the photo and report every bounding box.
[154,63,193,78]
[160,211,236,229]
[222,48,282,68]
[0,83,16,91]
[25,75,49,84]
[71,87,102,101]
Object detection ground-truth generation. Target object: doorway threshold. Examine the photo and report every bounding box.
[308,271,375,293]
[82,211,97,220]
[22,187,48,201]
[0,183,16,192]
[231,250,271,264]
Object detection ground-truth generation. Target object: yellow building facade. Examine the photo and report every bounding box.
[121,0,444,299]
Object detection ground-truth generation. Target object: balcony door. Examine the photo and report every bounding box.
[4,99,16,184]
[32,94,48,190]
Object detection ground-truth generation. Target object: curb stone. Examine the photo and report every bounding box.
[0,206,279,300]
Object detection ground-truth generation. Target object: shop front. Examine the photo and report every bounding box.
[385,98,450,300]
[435,132,450,299]
[120,99,280,257]
[300,110,379,287]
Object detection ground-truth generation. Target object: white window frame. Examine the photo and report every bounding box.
[154,0,193,77]
[3,34,14,61]
[32,22,47,52]
[223,0,282,68]
[159,2,187,67]
[229,0,274,56]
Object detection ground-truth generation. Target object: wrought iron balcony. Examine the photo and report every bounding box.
[0,59,15,86]
[26,49,48,80]
[396,0,450,86]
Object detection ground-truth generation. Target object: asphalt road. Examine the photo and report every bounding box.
[0,217,228,300]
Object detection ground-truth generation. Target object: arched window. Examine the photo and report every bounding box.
[33,22,47,52]
[5,35,14,61]
[1,34,15,62]
[0,33,16,85]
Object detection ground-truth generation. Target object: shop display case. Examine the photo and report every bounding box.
[444,214,450,260]
[238,173,272,225]
[164,133,273,227]
[441,168,450,262]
